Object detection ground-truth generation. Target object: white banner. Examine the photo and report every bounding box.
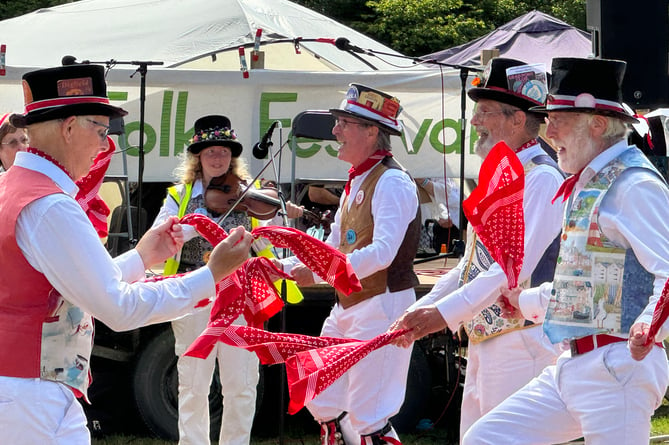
[0,66,483,183]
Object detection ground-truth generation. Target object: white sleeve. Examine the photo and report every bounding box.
[17,194,216,332]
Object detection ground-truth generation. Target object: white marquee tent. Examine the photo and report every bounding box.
[0,0,418,71]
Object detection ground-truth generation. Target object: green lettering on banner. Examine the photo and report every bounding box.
[323,143,339,157]
[108,90,159,156]
[429,118,461,154]
[108,92,128,102]
[123,121,157,156]
[406,118,432,154]
[174,92,191,156]
[293,138,324,157]
[258,92,295,140]
[160,91,173,157]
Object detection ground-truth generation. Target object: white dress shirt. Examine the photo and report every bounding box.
[13,151,215,332]
[409,144,565,328]
[283,163,419,280]
[518,141,669,341]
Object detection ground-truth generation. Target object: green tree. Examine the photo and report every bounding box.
[295,0,587,56]
[0,0,73,20]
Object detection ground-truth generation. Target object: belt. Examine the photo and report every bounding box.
[569,333,663,356]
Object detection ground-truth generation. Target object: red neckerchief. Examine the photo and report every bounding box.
[344,149,392,195]
[551,169,583,204]
[514,138,537,154]
[27,147,71,178]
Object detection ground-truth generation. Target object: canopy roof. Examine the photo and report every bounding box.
[423,10,592,70]
[1,0,415,71]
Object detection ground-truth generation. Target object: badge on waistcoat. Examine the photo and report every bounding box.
[346,229,357,244]
[355,190,365,205]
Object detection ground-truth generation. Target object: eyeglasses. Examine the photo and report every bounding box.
[86,118,110,141]
[1,135,29,149]
[335,118,368,130]
[544,115,573,129]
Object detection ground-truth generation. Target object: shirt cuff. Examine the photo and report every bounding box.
[180,266,218,305]
[114,249,147,283]
[519,282,551,323]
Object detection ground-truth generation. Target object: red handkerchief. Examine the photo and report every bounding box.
[463,141,525,288]
[252,226,361,295]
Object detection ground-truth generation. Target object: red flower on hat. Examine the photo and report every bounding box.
[471,77,482,87]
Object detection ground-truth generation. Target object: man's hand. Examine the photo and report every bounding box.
[629,322,654,361]
[388,306,448,348]
[498,286,523,319]
[136,216,184,268]
[207,226,253,282]
[290,263,315,287]
[284,201,305,219]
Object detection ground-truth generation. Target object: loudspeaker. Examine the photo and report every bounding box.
[587,0,669,109]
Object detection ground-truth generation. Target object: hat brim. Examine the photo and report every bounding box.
[329,109,402,136]
[528,105,639,124]
[10,103,128,128]
[188,140,243,157]
[468,88,545,114]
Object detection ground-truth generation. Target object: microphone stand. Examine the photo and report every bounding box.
[92,59,164,242]
[260,127,291,445]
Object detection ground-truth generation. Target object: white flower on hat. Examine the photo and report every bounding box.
[574,93,597,108]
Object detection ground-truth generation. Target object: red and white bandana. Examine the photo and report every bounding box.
[463,141,525,289]
[207,325,407,414]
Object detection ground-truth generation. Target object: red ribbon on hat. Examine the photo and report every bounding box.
[25,96,111,113]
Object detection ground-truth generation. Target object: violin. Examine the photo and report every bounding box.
[204,174,326,225]
[204,173,281,219]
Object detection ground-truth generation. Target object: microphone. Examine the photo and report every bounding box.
[253,121,279,159]
[335,37,367,54]
[62,55,78,66]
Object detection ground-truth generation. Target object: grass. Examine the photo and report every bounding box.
[91,402,669,445]
[91,431,453,445]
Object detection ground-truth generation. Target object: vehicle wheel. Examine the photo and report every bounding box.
[131,327,264,441]
[131,328,180,440]
[390,343,432,433]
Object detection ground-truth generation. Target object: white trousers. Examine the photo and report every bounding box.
[306,289,415,441]
[173,311,259,445]
[0,377,90,444]
[462,342,669,445]
[459,325,560,441]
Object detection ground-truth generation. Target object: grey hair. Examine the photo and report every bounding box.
[373,127,392,151]
[583,113,630,146]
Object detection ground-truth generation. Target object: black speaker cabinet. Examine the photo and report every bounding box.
[587,0,669,109]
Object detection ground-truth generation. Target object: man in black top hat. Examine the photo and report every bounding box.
[463,58,669,445]
[390,57,565,441]
[0,64,253,444]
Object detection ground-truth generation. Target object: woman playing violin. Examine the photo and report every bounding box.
[150,114,302,445]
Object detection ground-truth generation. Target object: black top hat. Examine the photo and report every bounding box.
[187,115,243,156]
[468,58,548,112]
[10,64,127,128]
[530,57,637,123]
[330,84,403,135]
